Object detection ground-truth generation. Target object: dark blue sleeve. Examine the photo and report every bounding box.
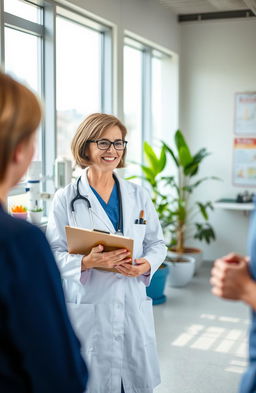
[2,225,88,393]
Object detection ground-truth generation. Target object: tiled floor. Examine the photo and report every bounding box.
[153,262,250,393]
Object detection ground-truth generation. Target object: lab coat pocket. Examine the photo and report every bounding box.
[133,223,146,257]
[66,303,96,360]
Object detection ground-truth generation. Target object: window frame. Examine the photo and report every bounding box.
[0,0,114,197]
[124,33,173,164]
[1,0,44,195]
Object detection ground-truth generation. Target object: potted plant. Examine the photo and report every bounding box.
[131,142,170,303]
[28,207,43,224]
[161,130,216,276]
[137,129,217,287]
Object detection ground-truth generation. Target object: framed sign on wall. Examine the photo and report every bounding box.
[233,138,256,186]
[234,93,256,135]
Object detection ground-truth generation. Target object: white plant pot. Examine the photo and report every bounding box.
[192,250,203,274]
[29,211,43,225]
[166,252,195,287]
[168,248,203,274]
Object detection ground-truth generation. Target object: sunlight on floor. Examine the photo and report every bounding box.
[171,313,248,374]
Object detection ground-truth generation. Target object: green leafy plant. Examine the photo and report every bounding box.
[30,208,43,213]
[137,130,217,254]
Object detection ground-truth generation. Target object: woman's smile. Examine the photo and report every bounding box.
[101,156,117,162]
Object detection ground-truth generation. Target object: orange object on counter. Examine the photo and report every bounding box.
[11,205,27,213]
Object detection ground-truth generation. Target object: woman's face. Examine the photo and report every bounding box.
[87,125,125,172]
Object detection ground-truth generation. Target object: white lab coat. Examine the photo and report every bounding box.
[46,169,167,393]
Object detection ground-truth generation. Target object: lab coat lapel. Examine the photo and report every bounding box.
[80,169,116,233]
[116,175,135,237]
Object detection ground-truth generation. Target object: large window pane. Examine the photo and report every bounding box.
[152,55,163,146]
[56,16,102,159]
[152,52,175,146]
[4,27,42,159]
[124,45,143,179]
[4,0,41,23]
[5,28,41,92]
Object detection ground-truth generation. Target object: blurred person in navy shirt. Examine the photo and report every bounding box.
[0,72,88,393]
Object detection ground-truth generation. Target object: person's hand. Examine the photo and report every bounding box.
[114,258,151,277]
[219,252,249,265]
[82,245,131,270]
[210,253,251,301]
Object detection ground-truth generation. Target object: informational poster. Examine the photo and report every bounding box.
[233,138,256,186]
[234,93,256,135]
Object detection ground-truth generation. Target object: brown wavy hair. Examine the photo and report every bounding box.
[0,72,42,182]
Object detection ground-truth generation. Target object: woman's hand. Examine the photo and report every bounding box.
[82,245,131,270]
[115,258,151,277]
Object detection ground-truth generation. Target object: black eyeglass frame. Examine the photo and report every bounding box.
[87,139,128,151]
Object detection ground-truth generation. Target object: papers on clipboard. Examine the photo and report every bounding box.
[65,226,134,273]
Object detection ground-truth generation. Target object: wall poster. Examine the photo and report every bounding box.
[233,138,256,186]
[234,92,256,135]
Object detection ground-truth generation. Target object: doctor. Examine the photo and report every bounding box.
[47,113,167,393]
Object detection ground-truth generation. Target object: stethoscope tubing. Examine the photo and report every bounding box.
[70,174,123,233]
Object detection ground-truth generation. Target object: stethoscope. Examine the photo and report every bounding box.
[70,174,123,235]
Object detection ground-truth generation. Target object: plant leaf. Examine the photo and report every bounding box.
[161,141,179,167]
[144,142,159,171]
[159,145,167,172]
[175,130,192,167]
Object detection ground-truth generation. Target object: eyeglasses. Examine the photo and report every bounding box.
[87,139,128,151]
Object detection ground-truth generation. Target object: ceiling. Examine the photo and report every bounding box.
[158,0,256,15]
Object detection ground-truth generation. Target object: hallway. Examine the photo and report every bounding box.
[154,262,249,393]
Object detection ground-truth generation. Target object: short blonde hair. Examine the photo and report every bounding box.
[71,113,127,168]
[0,72,42,182]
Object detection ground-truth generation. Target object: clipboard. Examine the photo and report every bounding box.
[65,226,134,273]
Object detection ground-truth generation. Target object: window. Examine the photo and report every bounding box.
[1,1,113,196]
[56,10,112,160]
[4,0,41,23]
[123,44,143,178]
[0,1,177,200]
[152,53,163,144]
[5,28,41,93]
[124,36,174,178]
[3,1,43,160]
[151,50,173,145]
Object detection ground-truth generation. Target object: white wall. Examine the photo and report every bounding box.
[180,18,256,259]
[63,0,180,53]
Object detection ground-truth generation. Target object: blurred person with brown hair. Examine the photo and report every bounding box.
[0,72,88,393]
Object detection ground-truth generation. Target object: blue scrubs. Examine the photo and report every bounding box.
[90,181,120,232]
[239,207,256,393]
[0,204,88,393]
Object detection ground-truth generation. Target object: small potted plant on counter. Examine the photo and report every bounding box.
[28,207,43,225]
